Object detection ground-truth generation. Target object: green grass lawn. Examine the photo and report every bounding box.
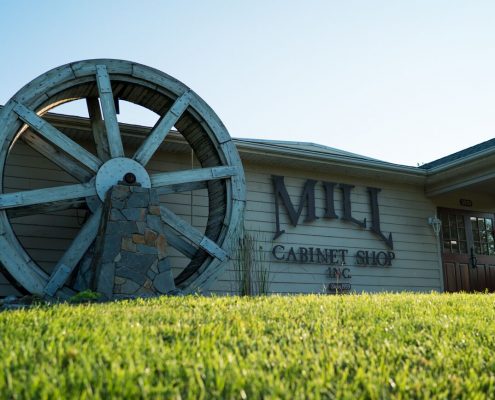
[1,293,495,399]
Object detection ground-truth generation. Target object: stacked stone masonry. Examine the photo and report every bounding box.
[90,185,178,299]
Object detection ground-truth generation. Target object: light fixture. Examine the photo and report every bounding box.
[428,216,442,236]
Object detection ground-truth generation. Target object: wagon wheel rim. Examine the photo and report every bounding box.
[0,59,246,297]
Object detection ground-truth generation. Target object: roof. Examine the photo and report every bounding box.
[235,138,383,163]
[234,138,410,165]
[2,105,495,192]
[420,138,495,170]
[234,137,425,184]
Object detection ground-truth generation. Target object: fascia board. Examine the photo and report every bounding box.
[425,151,495,196]
[236,141,426,184]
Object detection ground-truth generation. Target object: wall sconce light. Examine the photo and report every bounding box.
[428,216,442,236]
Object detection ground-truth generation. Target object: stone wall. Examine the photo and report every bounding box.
[90,185,178,299]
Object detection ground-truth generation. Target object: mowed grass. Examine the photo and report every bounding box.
[1,293,495,399]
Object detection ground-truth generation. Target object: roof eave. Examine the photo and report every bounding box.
[425,149,495,196]
[236,140,427,185]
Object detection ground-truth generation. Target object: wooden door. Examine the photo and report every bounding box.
[439,208,495,292]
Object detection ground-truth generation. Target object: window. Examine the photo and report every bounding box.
[441,213,467,254]
[470,217,495,255]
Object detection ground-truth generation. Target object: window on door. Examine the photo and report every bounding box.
[470,216,495,255]
[441,213,467,254]
[440,211,495,256]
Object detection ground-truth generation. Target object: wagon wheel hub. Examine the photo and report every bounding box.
[95,157,151,201]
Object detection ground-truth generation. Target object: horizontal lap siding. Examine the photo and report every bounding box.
[0,272,22,296]
[210,160,441,294]
[1,139,441,296]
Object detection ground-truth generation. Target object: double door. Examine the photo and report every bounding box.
[439,208,495,292]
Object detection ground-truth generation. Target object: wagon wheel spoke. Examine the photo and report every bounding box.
[44,205,103,296]
[161,225,197,258]
[133,91,192,167]
[0,182,96,210]
[6,199,88,218]
[159,205,227,261]
[86,97,111,162]
[95,65,124,158]
[150,166,239,191]
[13,102,103,173]
[154,181,207,195]
[21,129,94,182]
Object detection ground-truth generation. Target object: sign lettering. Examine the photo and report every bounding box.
[272,244,395,267]
[272,175,393,249]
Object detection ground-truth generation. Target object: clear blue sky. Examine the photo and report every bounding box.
[1,0,495,166]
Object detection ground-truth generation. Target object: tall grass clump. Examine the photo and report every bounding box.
[232,231,271,295]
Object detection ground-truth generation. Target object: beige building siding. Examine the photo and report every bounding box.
[210,160,442,294]
[432,191,495,214]
[1,139,443,296]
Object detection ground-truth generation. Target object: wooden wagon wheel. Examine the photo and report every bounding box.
[0,59,245,297]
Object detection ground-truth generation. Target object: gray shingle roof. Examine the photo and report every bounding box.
[420,138,495,169]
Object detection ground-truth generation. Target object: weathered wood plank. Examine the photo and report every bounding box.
[13,103,102,173]
[151,166,238,188]
[95,65,124,158]
[221,141,246,201]
[86,97,110,161]
[188,95,231,144]
[162,225,197,259]
[6,200,86,218]
[0,182,96,209]
[0,234,46,294]
[160,205,227,261]
[130,63,188,98]
[155,180,207,195]
[21,130,93,182]
[133,91,192,166]
[185,197,244,291]
[44,206,102,296]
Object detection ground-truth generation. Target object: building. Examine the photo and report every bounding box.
[1,60,494,297]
